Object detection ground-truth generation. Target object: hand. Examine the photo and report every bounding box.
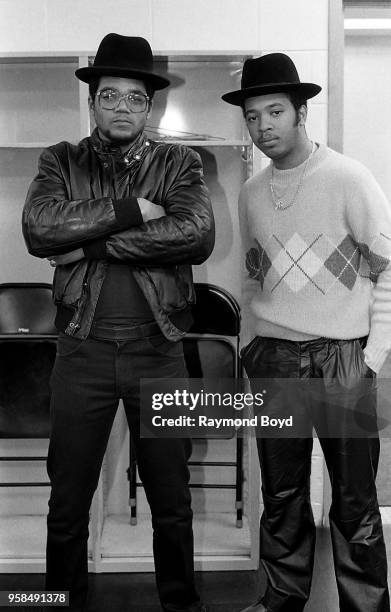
[47,248,85,267]
[138,197,166,222]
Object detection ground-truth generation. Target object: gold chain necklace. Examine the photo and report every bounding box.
[270,141,315,211]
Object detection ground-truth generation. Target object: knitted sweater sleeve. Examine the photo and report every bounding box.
[238,182,260,349]
[346,165,391,373]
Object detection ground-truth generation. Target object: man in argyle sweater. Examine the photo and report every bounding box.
[222,54,391,612]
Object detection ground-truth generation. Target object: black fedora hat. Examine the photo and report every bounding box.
[222,53,321,106]
[75,33,170,90]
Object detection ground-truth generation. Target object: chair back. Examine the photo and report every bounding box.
[183,284,241,438]
[184,283,241,378]
[0,283,57,438]
[0,283,57,337]
[188,283,240,336]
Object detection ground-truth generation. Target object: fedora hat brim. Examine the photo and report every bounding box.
[222,82,321,106]
[75,66,170,90]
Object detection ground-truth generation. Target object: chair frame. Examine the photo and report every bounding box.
[0,282,57,488]
[127,283,244,527]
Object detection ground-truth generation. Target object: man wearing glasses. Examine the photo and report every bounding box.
[23,33,213,612]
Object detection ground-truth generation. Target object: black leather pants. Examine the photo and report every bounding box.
[243,336,390,612]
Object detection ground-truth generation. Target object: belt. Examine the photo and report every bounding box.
[258,335,368,354]
[90,320,161,340]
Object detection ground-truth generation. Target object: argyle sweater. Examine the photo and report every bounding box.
[239,143,391,373]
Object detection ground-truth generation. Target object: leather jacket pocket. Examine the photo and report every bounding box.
[138,266,195,314]
[53,260,89,307]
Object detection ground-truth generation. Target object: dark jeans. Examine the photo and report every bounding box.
[243,336,390,612]
[46,332,200,612]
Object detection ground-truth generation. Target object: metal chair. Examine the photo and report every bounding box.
[0,283,57,487]
[127,282,244,527]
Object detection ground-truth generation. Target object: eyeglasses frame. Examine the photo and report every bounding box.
[95,88,150,113]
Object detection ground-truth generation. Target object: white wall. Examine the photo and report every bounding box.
[344,33,391,202]
[344,31,391,508]
[0,0,328,55]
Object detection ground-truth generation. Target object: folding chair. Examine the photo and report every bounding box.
[0,283,57,487]
[127,282,244,527]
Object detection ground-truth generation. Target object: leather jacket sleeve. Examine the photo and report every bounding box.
[84,146,215,265]
[22,144,143,258]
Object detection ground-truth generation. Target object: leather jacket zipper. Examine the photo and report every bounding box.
[64,271,90,335]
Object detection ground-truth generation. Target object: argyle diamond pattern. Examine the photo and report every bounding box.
[245,232,389,294]
[246,239,272,289]
[324,235,360,290]
[272,233,324,293]
[357,240,389,282]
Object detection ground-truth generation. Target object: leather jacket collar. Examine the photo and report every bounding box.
[90,127,151,171]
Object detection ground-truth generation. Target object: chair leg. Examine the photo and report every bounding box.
[235,436,243,528]
[127,437,137,525]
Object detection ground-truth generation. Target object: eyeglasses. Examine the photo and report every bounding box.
[96,88,150,113]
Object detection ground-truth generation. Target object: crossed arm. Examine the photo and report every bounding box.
[48,198,165,267]
[23,144,214,267]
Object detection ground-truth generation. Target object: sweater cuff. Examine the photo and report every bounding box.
[363,344,390,375]
[113,196,143,228]
[83,239,107,260]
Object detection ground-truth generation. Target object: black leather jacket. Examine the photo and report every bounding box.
[22,129,215,340]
